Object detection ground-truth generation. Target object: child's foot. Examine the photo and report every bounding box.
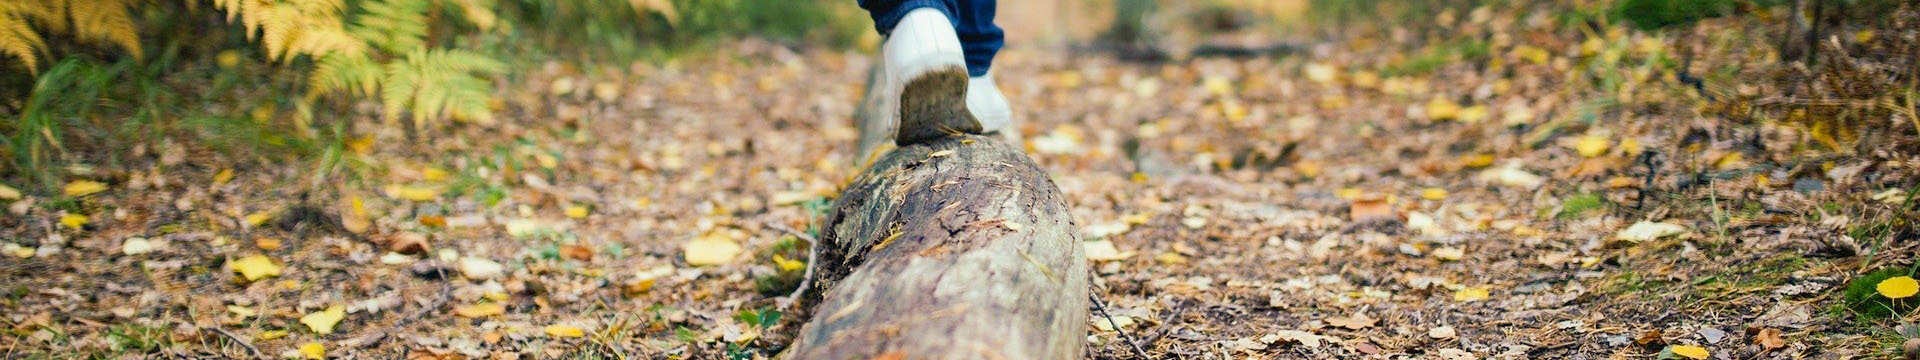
[883,9,980,145]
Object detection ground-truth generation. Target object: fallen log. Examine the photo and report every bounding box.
[781,134,1089,359]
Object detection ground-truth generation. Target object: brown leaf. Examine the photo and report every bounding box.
[1327,313,1376,330]
[1635,329,1664,345]
[1753,327,1785,350]
[1349,193,1395,222]
[389,232,430,254]
[561,245,593,261]
[419,215,446,228]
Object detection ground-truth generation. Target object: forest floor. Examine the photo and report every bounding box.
[5,5,1920,360]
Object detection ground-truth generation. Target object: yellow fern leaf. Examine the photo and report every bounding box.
[0,13,47,72]
[66,0,141,59]
[379,48,503,128]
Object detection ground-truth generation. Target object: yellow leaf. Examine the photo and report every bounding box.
[227,305,256,318]
[1432,247,1465,261]
[1203,75,1234,95]
[1453,287,1490,302]
[255,237,282,251]
[1456,105,1488,123]
[300,305,345,334]
[1575,136,1610,158]
[545,325,586,338]
[213,169,235,186]
[453,302,506,318]
[245,212,273,227]
[422,167,450,182]
[298,342,325,359]
[60,213,89,229]
[1425,98,1462,121]
[258,329,289,340]
[231,255,283,281]
[386,185,440,201]
[64,180,108,197]
[1335,188,1363,200]
[1419,188,1448,200]
[1303,63,1338,85]
[1878,276,1918,299]
[0,183,23,200]
[772,254,806,272]
[1460,154,1495,168]
[564,205,590,219]
[1669,345,1709,359]
[684,237,742,266]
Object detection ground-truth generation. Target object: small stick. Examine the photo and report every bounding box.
[1090,293,1150,359]
[346,280,453,349]
[765,222,820,310]
[208,326,261,358]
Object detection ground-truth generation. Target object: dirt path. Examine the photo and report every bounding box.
[4,16,1913,357]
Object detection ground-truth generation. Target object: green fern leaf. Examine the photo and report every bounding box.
[351,0,428,54]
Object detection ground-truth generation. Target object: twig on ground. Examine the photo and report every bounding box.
[1090,292,1151,359]
[765,222,820,310]
[208,326,261,358]
[1139,298,1190,348]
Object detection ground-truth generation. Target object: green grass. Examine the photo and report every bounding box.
[1381,38,1490,77]
[1843,267,1918,321]
[1556,192,1607,219]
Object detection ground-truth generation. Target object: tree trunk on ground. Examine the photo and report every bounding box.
[781,134,1089,359]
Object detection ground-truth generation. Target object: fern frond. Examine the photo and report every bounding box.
[351,0,429,54]
[443,0,497,31]
[308,52,380,97]
[66,0,141,59]
[379,48,504,128]
[0,12,47,72]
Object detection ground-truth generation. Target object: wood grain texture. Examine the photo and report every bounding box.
[782,134,1089,359]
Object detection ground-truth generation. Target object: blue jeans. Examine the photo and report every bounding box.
[858,0,1002,77]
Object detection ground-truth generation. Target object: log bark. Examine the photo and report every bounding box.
[782,134,1089,359]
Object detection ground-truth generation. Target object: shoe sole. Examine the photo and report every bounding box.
[896,67,981,145]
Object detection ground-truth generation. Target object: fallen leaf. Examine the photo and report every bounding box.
[1460,154,1495,168]
[1419,188,1448,200]
[1477,164,1544,188]
[389,232,429,254]
[422,167,450,182]
[1666,345,1709,359]
[684,236,743,266]
[453,303,506,318]
[561,245,593,261]
[564,205,590,219]
[298,342,325,359]
[772,254,806,272]
[1431,247,1465,261]
[213,169,235,186]
[1328,314,1375,329]
[1092,315,1136,331]
[0,183,21,200]
[60,213,88,229]
[928,150,954,158]
[255,237,282,251]
[1261,330,1331,347]
[1617,221,1687,242]
[1426,98,1462,121]
[1753,328,1785,349]
[1575,135,1610,157]
[231,255,282,281]
[1453,287,1490,302]
[459,257,506,279]
[1877,276,1918,299]
[544,325,586,338]
[1349,193,1394,221]
[64,180,107,197]
[227,305,256,318]
[386,185,440,201]
[1428,325,1457,339]
[300,305,346,334]
[258,329,289,340]
[1084,240,1133,261]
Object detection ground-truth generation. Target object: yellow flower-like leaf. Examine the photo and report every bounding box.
[1575,136,1610,158]
[1878,276,1918,299]
[60,214,89,229]
[684,236,742,266]
[213,169,235,186]
[64,180,108,197]
[453,303,506,318]
[298,342,326,359]
[386,185,440,201]
[545,325,586,338]
[1668,345,1709,359]
[1453,287,1490,302]
[300,305,346,334]
[231,255,283,281]
[772,254,806,272]
[0,183,21,200]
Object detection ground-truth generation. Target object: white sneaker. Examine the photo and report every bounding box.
[879,9,979,145]
[967,72,1015,137]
